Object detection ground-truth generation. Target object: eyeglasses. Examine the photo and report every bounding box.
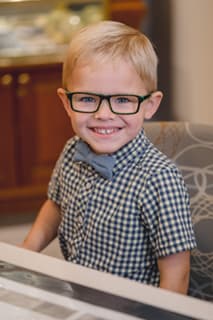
[65,91,152,115]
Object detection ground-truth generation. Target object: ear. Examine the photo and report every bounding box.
[57,88,72,117]
[144,91,163,119]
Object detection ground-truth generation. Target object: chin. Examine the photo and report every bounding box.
[92,145,122,155]
[86,138,128,154]
[93,148,113,155]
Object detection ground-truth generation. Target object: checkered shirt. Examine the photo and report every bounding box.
[48,129,196,286]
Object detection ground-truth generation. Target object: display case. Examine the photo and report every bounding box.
[0,0,107,60]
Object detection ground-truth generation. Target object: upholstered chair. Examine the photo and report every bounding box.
[144,121,213,302]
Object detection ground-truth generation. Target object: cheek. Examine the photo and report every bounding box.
[123,112,145,130]
[69,113,88,131]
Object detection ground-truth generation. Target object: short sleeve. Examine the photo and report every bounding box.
[47,149,65,206]
[142,166,197,257]
[47,137,77,207]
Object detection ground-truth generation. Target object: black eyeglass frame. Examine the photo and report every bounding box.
[65,91,152,115]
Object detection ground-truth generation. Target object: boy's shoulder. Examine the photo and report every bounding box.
[56,135,79,167]
[62,135,79,154]
[140,136,180,177]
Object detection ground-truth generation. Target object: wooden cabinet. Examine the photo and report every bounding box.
[0,73,17,189]
[0,63,73,213]
[107,0,147,29]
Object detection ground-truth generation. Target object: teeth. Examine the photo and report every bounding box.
[94,128,116,135]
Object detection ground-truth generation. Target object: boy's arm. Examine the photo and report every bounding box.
[157,250,190,294]
[21,199,61,252]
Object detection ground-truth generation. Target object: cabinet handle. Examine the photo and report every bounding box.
[1,74,13,86]
[18,73,31,85]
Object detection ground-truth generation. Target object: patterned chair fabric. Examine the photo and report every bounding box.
[144,121,213,302]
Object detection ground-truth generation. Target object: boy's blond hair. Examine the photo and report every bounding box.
[63,20,158,92]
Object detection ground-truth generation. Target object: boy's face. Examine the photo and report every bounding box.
[58,59,162,154]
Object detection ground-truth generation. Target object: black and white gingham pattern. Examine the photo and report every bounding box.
[48,130,196,286]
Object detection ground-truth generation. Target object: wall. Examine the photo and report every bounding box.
[148,0,173,121]
[171,0,213,124]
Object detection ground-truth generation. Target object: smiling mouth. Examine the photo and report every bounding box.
[92,127,121,135]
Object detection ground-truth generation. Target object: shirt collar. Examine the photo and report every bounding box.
[112,129,149,174]
[74,129,149,179]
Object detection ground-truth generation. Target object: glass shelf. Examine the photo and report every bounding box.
[0,0,107,58]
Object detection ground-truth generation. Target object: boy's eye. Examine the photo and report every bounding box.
[79,95,96,103]
[115,96,131,104]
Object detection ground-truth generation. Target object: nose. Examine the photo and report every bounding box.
[94,98,115,119]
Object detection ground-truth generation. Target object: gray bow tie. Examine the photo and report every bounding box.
[73,140,115,180]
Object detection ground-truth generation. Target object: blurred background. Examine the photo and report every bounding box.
[0,0,212,218]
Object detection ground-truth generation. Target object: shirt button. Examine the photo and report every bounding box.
[78,216,83,224]
[85,182,91,188]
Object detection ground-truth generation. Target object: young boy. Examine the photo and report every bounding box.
[21,21,196,294]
